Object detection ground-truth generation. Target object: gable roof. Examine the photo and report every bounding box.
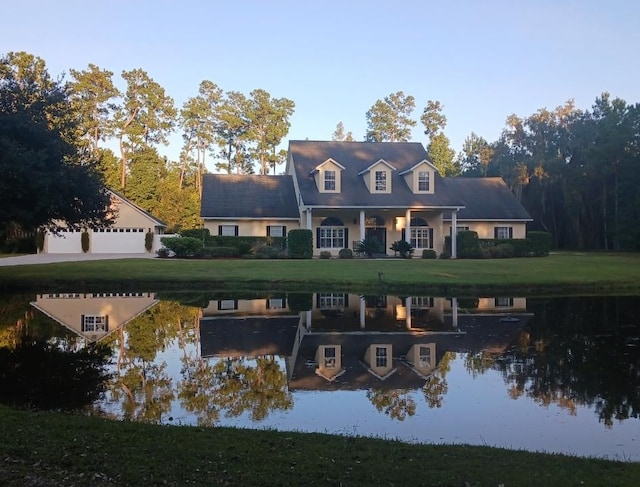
[108,189,166,227]
[200,174,300,219]
[442,178,532,221]
[288,140,464,208]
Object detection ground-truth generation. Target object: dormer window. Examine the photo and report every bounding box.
[375,171,387,191]
[324,170,336,191]
[418,171,430,191]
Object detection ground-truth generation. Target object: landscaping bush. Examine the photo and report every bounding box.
[390,240,414,258]
[421,249,437,259]
[457,231,482,258]
[145,231,154,252]
[338,248,353,259]
[81,231,90,253]
[156,247,171,258]
[160,236,202,258]
[288,229,312,259]
[253,245,281,259]
[288,293,313,312]
[36,231,45,252]
[194,246,240,258]
[355,237,383,257]
[496,243,515,258]
[528,231,552,256]
[180,228,210,240]
[439,250,451,259]
[319,250,332,259]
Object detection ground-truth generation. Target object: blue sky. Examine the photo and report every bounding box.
[3,0,639,171]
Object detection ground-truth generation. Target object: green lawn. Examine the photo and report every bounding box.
[1,252,639,295]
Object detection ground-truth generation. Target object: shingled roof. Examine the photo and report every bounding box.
[200,174,300,219]
[288,140,465,208]
[442,178,532,221]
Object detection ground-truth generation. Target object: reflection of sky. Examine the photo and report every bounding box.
[99,350,640,462]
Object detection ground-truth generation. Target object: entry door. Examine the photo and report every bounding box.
[365,227,386,254]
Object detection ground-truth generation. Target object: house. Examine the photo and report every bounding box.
[200,141,532,257]
[43,189,167,254]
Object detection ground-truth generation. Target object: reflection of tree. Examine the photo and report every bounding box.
[422,351,454,408]
[468,297,640,427]
[367,389,416,420]
[464,350,498,378]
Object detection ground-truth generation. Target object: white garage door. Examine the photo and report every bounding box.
[92,230,146,253]
[47,232,82,253]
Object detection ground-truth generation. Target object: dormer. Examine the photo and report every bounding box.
[309,158,345,193]
[357,159,396,194]
[398,159,437,194]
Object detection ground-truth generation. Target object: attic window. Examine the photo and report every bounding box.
[375,171,387,191]
[324,170,336,191]
[418,171,430,191]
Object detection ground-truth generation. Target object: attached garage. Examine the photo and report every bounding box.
[43,190,167,254]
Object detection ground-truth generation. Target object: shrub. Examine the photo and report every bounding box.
[253,245,281,259]
[180,228,210,240]
[355,237,384,257]
[81,231,90,253]
[319,250,332,259]
[288,229,313,259]
[160,236,202,258]
[496,243,515,258]
[36,231,45,252]
[390,240,415,258]
[421,249,437,259]
[439,250,451,259]
[206,246,240,258]
[338,248,353,259]
[288,293,313,312]
[145,231,154,252]
[156,247,171,258]
[457,231,482,259]
[528,231,552,256]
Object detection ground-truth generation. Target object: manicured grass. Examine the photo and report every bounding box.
[1,406,638,487]
[0,252,639,295]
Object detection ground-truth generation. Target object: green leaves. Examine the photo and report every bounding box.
[365,90,416,142]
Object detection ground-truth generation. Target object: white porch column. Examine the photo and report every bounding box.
[306,310,312,331]
[359,295,366,329]
[359,210,365,242]
[405,209,411,244]
[405,297,412,330]
[306,208,312,230]
[451,210,458,259]
[452,297,458,329]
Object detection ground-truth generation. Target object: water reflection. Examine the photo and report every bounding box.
[0,291,638,460]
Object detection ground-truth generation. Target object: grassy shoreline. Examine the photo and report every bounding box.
[1,252,639,295]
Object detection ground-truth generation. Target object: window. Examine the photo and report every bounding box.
[324,347,337,368]
[411,296,434,308]
[411,227,431,249]
[419,346,432,368]
[318,293,347,308]
[267,225,285,237]
[82,315,108,332]
[456,226,470,233]
[218,299,238,310]
[219,225,238,236]
[319,227,344,248]
[375,170,387,191]
[375,346,388,368]
[495,226,512,239]
[418,171,430,191]
[324,170,336,191]
[267,298,285,310]
[495,297,514,307]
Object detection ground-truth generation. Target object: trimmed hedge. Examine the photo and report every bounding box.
[160,236,202,257]
[288,229,313,259]
[338,248,353,259]
[421,249,437,259]
[180,228,210,240]
[528,231,552,256]
[445,231,552,258]
[205,236,286,255]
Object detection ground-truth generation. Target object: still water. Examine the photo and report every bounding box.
[2,291,639,461]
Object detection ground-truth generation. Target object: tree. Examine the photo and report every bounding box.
[420,100,447,139]
[0,52,112,234]
[427,133,458,176]
[68,64,119,156]
[114,69,176,189]
[332,121,354,141]
[458,132,493,176]
[365,91,416,142]
[214,90,250,174]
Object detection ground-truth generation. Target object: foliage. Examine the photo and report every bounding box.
[390,240,414,258]
[439,250,451,259]
[36,230,45,252]
[252,245,281,259]
[427,132,459,176]
[332,121,354,141]
[160,236,202,257]
[0,338,111,410]
[287,229,312,259]
[319,250,331,259]
[456,231,482,259]
[528,231,552,256]
[203,246,240,258]
[287,293,313,312]
[421,249,437,259]
[205,236,285,256]
[80,231,90,253]
[144,231,154,252]
[180,228,210,240]
[365,91,416,142]
[355,237,384,257]
[338,248,353,259]
[0,52,113,234]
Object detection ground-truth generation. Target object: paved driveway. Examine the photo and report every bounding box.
[0,253,158,266]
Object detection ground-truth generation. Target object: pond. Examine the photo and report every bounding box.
[1,291,639,462]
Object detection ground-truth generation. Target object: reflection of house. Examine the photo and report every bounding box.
[198,293,532,392]
[200,141,532,257]
[30,292,159,343]
[43,189,167,254]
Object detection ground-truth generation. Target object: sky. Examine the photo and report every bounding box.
[3,0,639,172]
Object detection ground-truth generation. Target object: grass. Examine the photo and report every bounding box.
[1,252,639,485]
[1,406,639,487]
[0,252,639,295]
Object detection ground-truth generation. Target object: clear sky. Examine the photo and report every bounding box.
[3,0,639,171]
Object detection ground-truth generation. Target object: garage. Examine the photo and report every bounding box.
[91,228,146,253]
[45,230,82,253]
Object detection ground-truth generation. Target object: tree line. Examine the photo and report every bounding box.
[2,50,638,250]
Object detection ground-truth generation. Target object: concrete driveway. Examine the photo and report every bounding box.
[0,253,158,266]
